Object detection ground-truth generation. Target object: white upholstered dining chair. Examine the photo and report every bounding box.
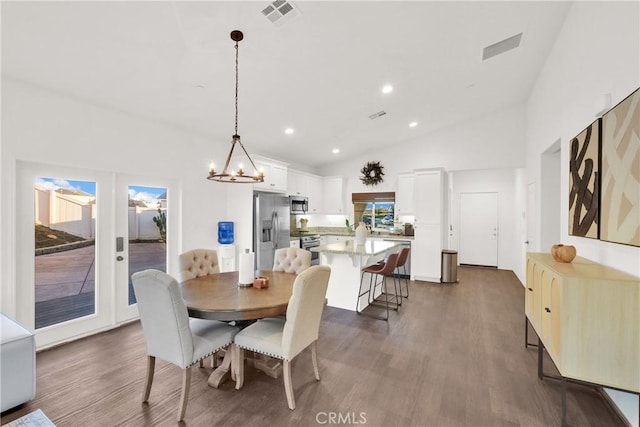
[232,265,331,409]
[272,247,312,274]
[178,248,219,282]
[132,269,239,422]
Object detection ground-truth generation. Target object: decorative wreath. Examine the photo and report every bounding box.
[360,161,384,186]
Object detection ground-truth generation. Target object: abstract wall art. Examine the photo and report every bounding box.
[569,118,600,239]
[600,87,640,247]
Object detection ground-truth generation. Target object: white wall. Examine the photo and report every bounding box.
[320,103,526,179]
[526,2,640,276]
[0,77,244,313]
[525,2,640,424]
[539,141,562,251]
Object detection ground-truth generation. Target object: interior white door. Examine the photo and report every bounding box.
[459,192,498,267]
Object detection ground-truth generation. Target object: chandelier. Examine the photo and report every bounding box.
[207,30,264,183]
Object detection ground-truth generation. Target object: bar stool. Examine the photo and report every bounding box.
[394,247,410,299]
[356,252,400,321]
[374,247,410,305]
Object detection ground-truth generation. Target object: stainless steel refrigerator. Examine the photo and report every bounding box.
[253,192,291,271]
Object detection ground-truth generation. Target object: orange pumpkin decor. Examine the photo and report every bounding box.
[551,244,577,263]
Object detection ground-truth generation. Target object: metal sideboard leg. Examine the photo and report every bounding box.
[561,376,568,427]
[533,333,638,427]
[537,336,544,380]
[525,317,539,348]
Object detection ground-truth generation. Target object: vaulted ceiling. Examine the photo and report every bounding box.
[1,1,572,168]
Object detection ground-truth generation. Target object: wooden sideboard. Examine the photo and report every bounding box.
[525,252,639,393]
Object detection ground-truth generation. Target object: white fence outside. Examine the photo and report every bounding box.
[128,207,164,240]
[35,188,95,239]
[35,188,165,241]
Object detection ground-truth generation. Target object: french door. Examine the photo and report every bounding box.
[115,174,177,322]
[16,161,178,348]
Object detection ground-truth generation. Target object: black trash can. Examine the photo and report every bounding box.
[441,250,458,283]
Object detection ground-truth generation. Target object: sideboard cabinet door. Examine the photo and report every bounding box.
[525,253,639,392]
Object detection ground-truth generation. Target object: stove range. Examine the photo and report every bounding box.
[299,234,321,265]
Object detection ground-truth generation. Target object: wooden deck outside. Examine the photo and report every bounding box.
[34,242,166,329]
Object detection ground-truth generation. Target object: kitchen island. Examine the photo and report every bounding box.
[311,239,404,311]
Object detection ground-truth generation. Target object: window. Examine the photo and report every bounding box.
[352,192,395,231]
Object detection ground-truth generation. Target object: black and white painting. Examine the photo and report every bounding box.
[569,118,600,239]
[601,88,640,247]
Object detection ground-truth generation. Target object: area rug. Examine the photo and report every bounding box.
[3,409,55,427]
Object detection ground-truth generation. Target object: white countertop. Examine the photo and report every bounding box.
[311,239,402,256]
[372,236,413,241]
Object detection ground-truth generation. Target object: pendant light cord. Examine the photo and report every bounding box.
[206,30,262,183]
[235,41,239,136]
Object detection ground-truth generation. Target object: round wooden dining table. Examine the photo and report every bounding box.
[180,270,296,321]
[180,270,296,388]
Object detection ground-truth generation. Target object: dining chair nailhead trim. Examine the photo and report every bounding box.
[236,344,284,360]
[188,345,229,368]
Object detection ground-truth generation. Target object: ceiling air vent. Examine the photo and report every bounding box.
[262,0,300,26]
[482,32,523,61]
[368,110,387,120]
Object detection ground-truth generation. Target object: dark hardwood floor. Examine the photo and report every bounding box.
[1,267,625,426]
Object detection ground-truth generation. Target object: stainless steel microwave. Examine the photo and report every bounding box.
[289,196,308,213]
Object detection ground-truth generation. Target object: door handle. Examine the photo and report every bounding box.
[116,256,124,261]
[272,211,278,249]
[524,240,530,244]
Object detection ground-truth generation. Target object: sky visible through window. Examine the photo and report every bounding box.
[36,177,165,204]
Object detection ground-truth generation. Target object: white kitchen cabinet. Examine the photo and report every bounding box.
[414,169,445,224]
[412,168,447,282]
[325,235,351,243]
[289,239,300,248]
[287,169,323,213]
[307,174,324,214]
[413,225,442,280]
[287,169,305,197]
[319,235,351,246]
[395,173,415,215]
[525,253,639,393]
[322,176,345,214]
[253,157,288,193]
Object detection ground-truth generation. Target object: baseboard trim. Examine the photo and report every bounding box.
[597,386,633,427]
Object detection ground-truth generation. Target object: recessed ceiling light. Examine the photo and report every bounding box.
[409,121,418,128]
[284,127,294,135]
[332,148,340,154]
[382,85,393,94]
